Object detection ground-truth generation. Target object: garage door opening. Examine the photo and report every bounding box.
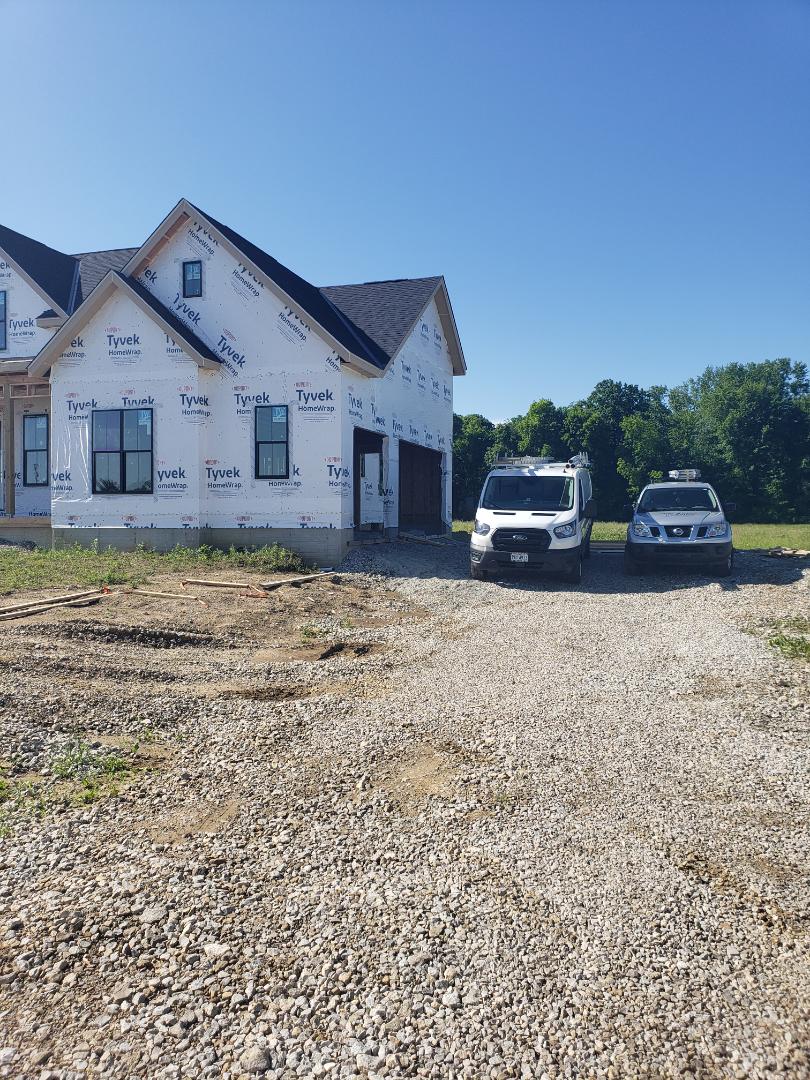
[399,440,443,534]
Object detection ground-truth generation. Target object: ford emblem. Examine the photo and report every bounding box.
[514,534,527,541]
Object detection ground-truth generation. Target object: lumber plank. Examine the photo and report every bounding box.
[0,595,104,622]
[0,588,103,616]
[259,570,341,590]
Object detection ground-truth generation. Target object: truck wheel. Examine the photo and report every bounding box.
[470,562,488,581]
[714,551,734,577]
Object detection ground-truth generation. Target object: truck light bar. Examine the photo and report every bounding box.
[668,469,701,481]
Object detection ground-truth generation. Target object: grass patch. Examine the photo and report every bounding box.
[453,520,810,549]
[768,633,810,662]
[0,541,307,596]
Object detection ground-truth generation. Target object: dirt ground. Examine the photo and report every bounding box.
[0,547,808,1079]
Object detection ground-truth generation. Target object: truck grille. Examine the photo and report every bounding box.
[491,528,551,552]
[664,525,692,538]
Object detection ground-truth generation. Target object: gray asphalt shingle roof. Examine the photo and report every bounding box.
[0,224,78,314]
[320,277,442,362]
[72,247,139,303]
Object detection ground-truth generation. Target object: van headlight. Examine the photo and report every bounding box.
[632,521,653,537]
[473,520,491,535]
[705,522,727,538]
[553,522,577,538]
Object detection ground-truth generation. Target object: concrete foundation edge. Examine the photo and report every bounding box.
[51,527,356,566]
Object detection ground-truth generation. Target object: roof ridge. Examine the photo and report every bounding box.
[70,246,139,257]
[321,275,442,289]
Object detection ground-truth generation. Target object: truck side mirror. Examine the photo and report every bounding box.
[584,498,597,519]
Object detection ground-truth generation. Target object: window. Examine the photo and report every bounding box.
[0,291,6,350]
[182,260,202,298]
[482,475,573,511]
[92,409,153,494]
[23,414,48,486]
[255,405,288,479]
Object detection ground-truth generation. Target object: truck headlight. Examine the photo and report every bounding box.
[632,521,653,537]
[705,522,727,538]
[553,522,577,538]
[473,520,490,535]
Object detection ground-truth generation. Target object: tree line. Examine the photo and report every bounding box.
[452,358,810,521]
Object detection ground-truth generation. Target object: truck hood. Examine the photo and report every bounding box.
[637,510,725,527]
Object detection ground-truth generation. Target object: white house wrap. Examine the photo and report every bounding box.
[1,198,465,563]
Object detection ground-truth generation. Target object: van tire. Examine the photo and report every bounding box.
[563,551,583,584]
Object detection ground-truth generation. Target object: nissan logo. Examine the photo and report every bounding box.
[673,527,684,536]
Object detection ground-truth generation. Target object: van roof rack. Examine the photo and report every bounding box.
[493,453,591,470]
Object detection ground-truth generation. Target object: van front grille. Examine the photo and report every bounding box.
[491,528,551,552]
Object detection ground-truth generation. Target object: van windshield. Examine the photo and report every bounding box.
[482,475,574,511]
[638,485,718,512]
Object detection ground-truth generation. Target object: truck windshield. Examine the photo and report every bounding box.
[638,486,718,512]
[482,475,574,511]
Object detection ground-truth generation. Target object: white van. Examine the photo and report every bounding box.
[469,455,596,583]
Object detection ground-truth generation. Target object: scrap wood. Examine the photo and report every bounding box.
[0,588,103,616]
[128,587,209,606]
[259,570,341,590]
[0,593,107,622]
[400,533,452,548]
[767,547,810,558]
[181,578,257,589]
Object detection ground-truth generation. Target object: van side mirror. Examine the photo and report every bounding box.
[584,498,597,519]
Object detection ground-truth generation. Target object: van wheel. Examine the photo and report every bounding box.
[563,552,583,584]
[470,563,487,581]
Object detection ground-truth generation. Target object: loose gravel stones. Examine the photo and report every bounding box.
[0,546,808,1078]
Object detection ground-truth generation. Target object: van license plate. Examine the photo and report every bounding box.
[510,552,529,563]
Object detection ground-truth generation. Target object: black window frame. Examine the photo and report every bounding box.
[22,413,49,487]
[255,404,289,480]
[91,407,154,495]
[0,289,6,351]
[182,260,203,299]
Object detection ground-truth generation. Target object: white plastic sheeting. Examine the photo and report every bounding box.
[46,209,455,533]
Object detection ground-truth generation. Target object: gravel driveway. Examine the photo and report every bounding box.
[1,544,808,1079]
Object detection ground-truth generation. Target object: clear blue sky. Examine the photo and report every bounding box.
[5,0,808,419]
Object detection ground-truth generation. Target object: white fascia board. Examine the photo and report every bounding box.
[0,244,71,319]
[434,279,466,376]
[28,271,218,377]
[122,198,384,377]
